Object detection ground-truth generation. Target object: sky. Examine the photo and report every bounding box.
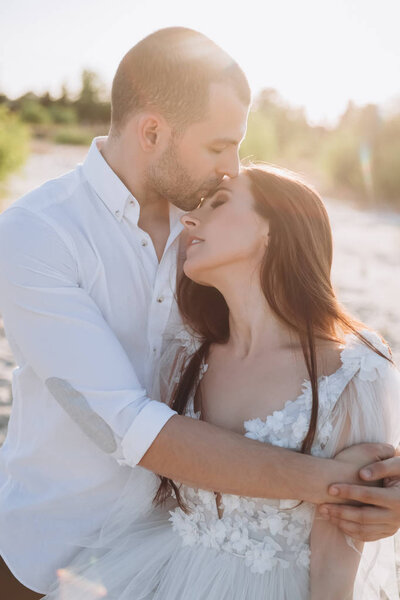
[1,0,399,125]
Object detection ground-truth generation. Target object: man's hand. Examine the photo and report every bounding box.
[318,446,400,542]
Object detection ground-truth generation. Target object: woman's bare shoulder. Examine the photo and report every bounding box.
[315,339,343,378]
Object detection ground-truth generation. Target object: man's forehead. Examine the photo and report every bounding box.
[203,85,248,138]
[203,119,247,145]
[185,102,247,142]
[184,118,246,143]
[207,106,247,134]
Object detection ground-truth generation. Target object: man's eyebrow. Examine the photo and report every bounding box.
[210,138,240,146]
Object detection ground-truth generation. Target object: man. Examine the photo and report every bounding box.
[0,27,399,598]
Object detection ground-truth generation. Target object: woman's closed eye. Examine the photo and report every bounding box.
[210,192,229,209]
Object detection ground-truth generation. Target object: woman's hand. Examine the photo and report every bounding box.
[318,446,400,541]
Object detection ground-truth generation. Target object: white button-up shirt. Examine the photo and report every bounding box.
[0,137,185,593]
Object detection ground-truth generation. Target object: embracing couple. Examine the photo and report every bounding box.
[0,27,400,600]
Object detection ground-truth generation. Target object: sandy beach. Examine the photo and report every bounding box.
[0,143,399,444]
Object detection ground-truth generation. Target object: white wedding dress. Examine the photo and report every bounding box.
[44,330,400,599]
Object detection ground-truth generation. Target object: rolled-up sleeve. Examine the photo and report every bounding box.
[0,207,176,466]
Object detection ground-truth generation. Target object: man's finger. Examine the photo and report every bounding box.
[359,456,400,482]
[319,503,392,526]
[328,517,394,542]
[372,443,396,461]
[328,484,393,507]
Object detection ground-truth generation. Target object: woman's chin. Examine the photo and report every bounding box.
[183,261,201,281]
[183,262,212,286]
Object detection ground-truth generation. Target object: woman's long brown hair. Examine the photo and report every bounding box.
[153,164,392,511]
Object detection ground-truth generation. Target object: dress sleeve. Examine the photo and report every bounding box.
[310,346,400,599]
[151,325,202,407]
[321,361,400,455]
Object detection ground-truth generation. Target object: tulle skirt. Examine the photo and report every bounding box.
[41,462,399,600]
[44,498,309,600]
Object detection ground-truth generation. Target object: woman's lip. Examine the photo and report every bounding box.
[186,236,204,250]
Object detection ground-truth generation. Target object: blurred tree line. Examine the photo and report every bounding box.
[240,89,400,207]
[0,105,30,185]
[0,69,110,127]
[0,73,399,207]
[0,70,110,191]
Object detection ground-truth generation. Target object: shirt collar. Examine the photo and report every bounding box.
[169,203,185,234]
[82,136,133,223]
[82,136,186,233]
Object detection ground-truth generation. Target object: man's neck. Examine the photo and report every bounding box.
[100,135,171,262]
[138,203,171,263]
[99,135,142,200]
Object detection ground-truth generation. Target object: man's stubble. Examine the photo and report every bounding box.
[146,139,222,212]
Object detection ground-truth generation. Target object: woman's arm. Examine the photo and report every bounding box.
[311,515,363,600]
[311,409,364,599]
[311,361,400,597]
[320,365,400,542]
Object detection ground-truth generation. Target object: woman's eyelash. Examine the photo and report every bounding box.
[210,199,225,209]
[210,192,229,208]
[210,191,231,208]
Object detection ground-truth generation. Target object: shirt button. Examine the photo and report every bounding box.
[157,296,164,303]
[153,347,157,353]
[141,239,148,247]
[115,209,120,217]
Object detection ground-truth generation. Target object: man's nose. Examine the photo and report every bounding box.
[216,151,240,179]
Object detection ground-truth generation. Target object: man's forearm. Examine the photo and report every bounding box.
[139,415,354,504]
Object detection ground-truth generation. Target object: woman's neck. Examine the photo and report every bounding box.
[215,270,295,359]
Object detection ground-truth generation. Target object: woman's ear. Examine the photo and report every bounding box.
[263,223,271,248]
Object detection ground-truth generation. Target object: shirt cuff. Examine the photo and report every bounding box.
[120,400,177,466]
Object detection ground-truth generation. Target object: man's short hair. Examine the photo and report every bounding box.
[111,27,251,133]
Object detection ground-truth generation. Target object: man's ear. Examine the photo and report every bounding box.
[137,114,167,153]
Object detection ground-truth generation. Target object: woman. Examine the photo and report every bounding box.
[45,165,400,599]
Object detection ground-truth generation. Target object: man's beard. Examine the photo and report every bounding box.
[146,140,222,211]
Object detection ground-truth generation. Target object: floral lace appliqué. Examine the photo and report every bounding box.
[169,329,388,575]
[169,486,312,574]
[340,330,390,382]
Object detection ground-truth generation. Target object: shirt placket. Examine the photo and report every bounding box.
[123,200,183,376]
[148,251,175,359]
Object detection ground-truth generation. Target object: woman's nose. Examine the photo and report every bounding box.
[180,214,200,229]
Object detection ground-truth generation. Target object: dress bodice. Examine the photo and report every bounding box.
[168,331,391,574]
